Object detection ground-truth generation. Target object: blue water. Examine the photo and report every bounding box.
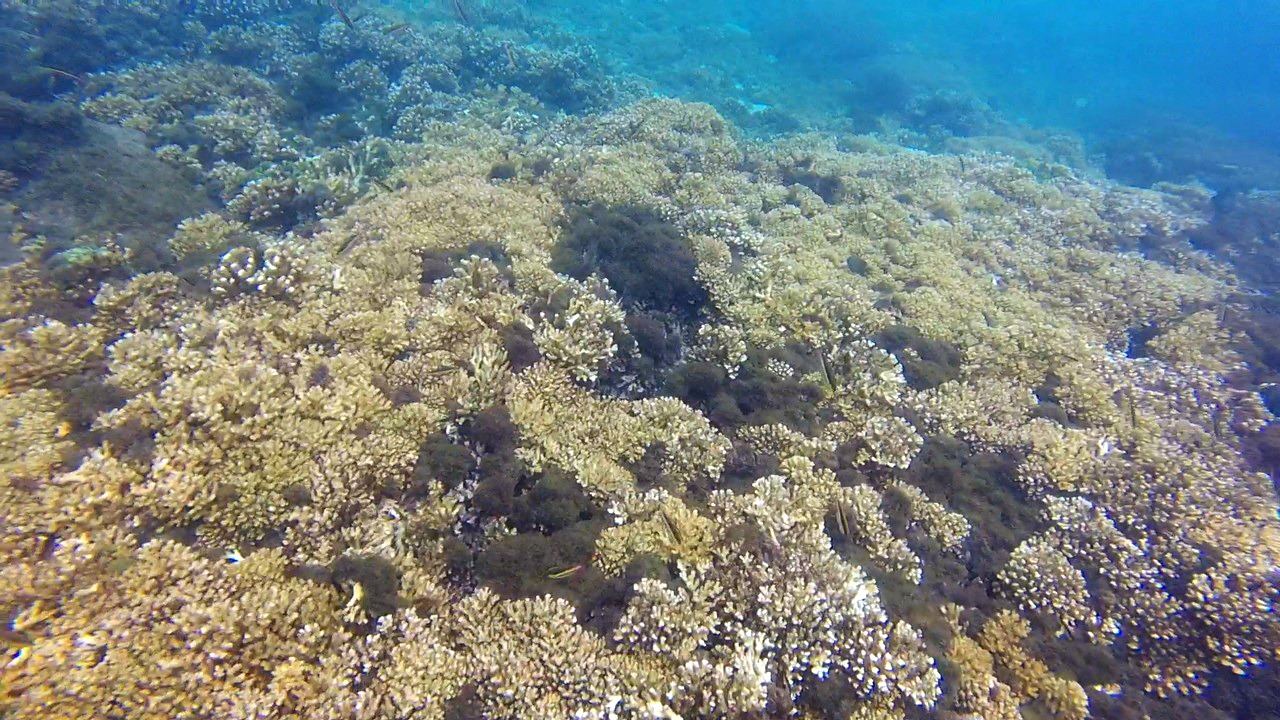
[515,0,1280,188]
[748,0,1280,147]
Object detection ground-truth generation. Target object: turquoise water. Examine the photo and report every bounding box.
[525,0,1280,186]
[747,0,1280,146]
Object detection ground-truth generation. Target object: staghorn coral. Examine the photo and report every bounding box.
[695,456,939,710]
[107,345,425,546]
[361,609,468,720]
[209,244,308,298]
[0,388,72,482]
[885,480,970,555]
[92,272,192,334]
[1144,307,1240,372]
[610,460,941,717]
[81,61,285,141]
[825,414,923,471]
[168,212,262,261]
[1014,418,1112,497]
[508,361,647,498]
[508,361,729,502]
[910,376,1039,449]
[834,483,923,584]
[451,589,671,718]
[595,490,721,575]
[944,620,1022,720]
[532,277,625,383]
[738,421,835,459]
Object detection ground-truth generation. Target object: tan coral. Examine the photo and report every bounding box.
[886,481,970,554]
[3,542,363,720]
[977,611,1089,720]
[997,536,1097,636]
[0,91,1274,719]
[595,490,721,575]
[0,318,105,393]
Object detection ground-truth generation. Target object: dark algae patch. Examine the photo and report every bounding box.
[552,203,708,319]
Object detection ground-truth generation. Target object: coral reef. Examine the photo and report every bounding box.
[0,14,1277,713]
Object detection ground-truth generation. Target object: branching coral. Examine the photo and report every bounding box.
[885,481,970,555]
[0,318,105,393]
[943,615,1022,720]
[210,244,308,298]
[996,536,1096,636]
[108,345,422,544]
[4,543,363,720]
[977,611,1090,720]
[0,88,1276,720]
[0,388,72,482]
[663,456,943,710]
[595,490,721,574]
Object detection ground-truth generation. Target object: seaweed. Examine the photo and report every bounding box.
[902,436,1035,580]
[510,469,598,534]
[664,361,726,403]
[874,324,962,390]
[487,161,518,181]
[625,312,676,364]
[330,554,401,620]
[410,433,474,495]
[501,322,541,372]
[781,157,844,204]
[665,347,823,435]
[473,519,604,600]
[552,203,708,319]
[471,450,524,517]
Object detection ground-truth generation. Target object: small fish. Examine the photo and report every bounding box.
[657,510,684,545]
[6,645,31,667]
[451,0,471,25]
[816,348,835,390]
[37,66,84,84]
[382,22,409,35]
[341,581,366,610]
[547,564,583,579]
[328,0,357,31]
[834,502,849,536]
